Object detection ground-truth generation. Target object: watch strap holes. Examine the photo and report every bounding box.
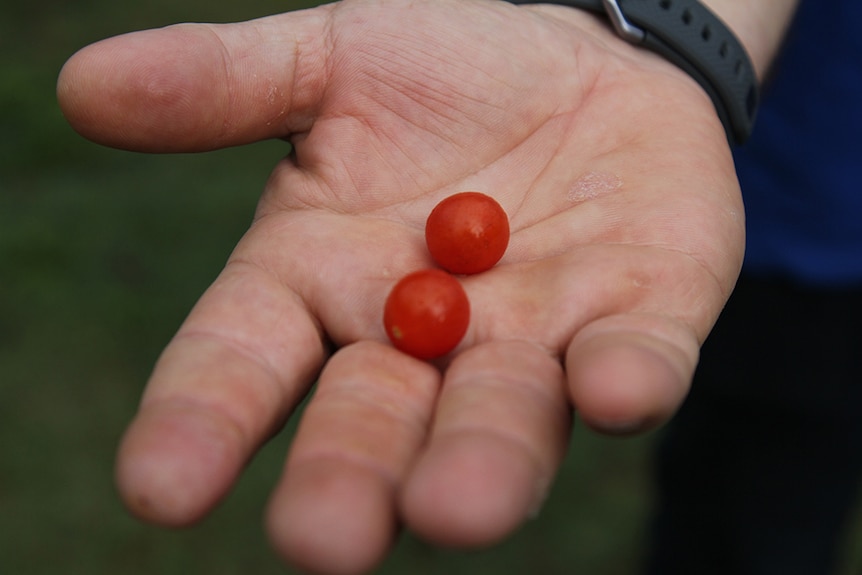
[681,8,692,24]
[508,0,759,144]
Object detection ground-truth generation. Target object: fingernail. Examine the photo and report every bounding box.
[527,478,551,519]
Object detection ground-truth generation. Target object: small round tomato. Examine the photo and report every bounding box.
[425,191,510,275]
[383,269,470,360]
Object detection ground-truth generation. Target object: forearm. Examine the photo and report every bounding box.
[701,0,800,80]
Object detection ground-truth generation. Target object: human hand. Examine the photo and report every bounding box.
[58,1,743,573]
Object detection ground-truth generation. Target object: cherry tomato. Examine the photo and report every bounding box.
[425,191,510,275]
[383,269,470,360]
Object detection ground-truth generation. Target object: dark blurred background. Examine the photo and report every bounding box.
[1,1,859,573]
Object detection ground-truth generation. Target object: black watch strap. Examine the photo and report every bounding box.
[509,0,759,145]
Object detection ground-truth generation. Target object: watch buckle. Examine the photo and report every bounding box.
[601,0,646,43]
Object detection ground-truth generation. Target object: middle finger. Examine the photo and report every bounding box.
[266,340,440,574]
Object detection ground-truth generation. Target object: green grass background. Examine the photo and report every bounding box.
[1,1,860,573]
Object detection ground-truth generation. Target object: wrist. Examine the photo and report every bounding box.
[509,0,763,144]
[699,0,799,81]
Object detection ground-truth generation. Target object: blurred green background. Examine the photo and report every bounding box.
[1,1,859,574]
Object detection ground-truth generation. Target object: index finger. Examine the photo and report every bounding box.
[57,6,333,152]
[115,261,325,525]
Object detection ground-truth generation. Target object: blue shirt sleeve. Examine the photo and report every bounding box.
[733,0,862,286]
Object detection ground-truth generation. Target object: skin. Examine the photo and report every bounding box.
[57,0,797,573]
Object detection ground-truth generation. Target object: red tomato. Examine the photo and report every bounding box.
[425,191,510,275]
[383,269,470,360]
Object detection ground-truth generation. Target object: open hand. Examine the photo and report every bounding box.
[58,1,743,573]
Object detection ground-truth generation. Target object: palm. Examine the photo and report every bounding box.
[59,1,744,573]
[249,0,739,353]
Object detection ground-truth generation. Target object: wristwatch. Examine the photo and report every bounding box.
[509,0,759,145]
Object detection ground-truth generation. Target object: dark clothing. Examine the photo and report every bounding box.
[645,275,862,574]
[647,0,862,572]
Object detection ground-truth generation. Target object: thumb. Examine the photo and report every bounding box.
[57,6,333,152]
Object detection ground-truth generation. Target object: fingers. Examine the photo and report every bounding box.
[266,341,570,574]
[566,313,700,435]
[115,262,325,525]
[266,342,441,575]
[57,7,333,152]
[400,341,571,547]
